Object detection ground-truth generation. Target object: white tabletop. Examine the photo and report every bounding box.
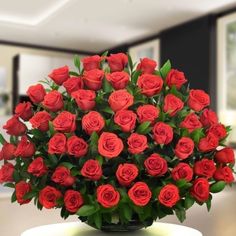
[21,222,203,236]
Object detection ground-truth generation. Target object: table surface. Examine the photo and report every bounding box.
[21,222,203,236]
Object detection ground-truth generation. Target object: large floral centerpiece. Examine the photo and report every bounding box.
[0,52,235,231]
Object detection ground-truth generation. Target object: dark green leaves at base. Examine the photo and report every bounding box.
[77,205,98,217]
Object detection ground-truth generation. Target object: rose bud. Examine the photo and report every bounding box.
[158,184,180,208]
[48,65,69,85]
[64,190,84,213]
[200,109,218,127]
[213,166,234,183]
[51,166,75,187]
[63,76,84,95]
[190,178,209,202]
[39,186,62,209]
[27,157,48,177]
[48,133,67,155]
[15,181,31,205]
[106,71,130,90]
[116,163,138,187]
[137,57,157,74]
[3,116,27,136]
[15,102,33,121]
[172,163,193,182]
[0,142,16,160]
[215,147,235,164]
[29,111,51,132]
[166,69,187,89]
[144,153,168,177]
[83,69,104,90]
[107,53,128,72]
[82,55,103,71]
[81,159,102,181]
[114,110,136,132]
[42,90,64,112]
[137,74,163,97]
[137,104,159,124]
[67,135,88,158]
[152,122,173,145]
[174,137,194,160]
[0,163,14,183]
[163,94,184,117]
[180,113,202,133]
[82,111,105,135]
[208,123,227,140]
[194,159,216,179]
[128,182,152,206]
[188,89,210,112]
[14,136,35,158]
[198,133,219,152]
[97,184,120,208]
[127,133,148,154]
[27,84,46,104]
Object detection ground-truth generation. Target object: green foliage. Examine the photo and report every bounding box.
[210,181,226,193]
[77,205,99,217]
[160,60,171,79]
[0,133,6,145]
[136,121,151,134]
[74,55,81,72]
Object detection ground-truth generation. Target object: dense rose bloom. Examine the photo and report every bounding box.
[29,111,51,132]
[137,57,157,74]
[15,102,33,121]
[163,94,184,117]
[63,77,84,95]
[3,116,26,136]
[0,163,14,183]
[172,163,193,182]
[158,184,180,207]
[144,153,168,176]
[198,133,219,152]
[107,53,128,72]
[116,163,138,186]
[188,89,210,112]
[190,178,209,202]
[15,136,35,158]
[15,181,31,205]
[48,65,69,85]
[166,69,187,89]
[98,132,123,158]
[26,84,46,104]
[174,137,194,160]
[137,74,163,97]
[64,190,84,213]
[213,166,234,183]
[97,184,120,208]
[0,143,16,160]
[127,133,148,154]
[180,113,202,133]
[39,186,62,209]
[83,69,104,90]
[52,111,76,133]
[51,166,75,186]
[81,159,102,181]
[137,104,159,124]
[152,122,173,144]
[82,111,105,135]
[114,110,136,132]
[194,159,216,179]
[71,89,96,111]
[48,133,67,155]
[108,90,134,112]
[42,90,64,112]
[106,71,129,90]
[128,182,152,206]
[200,109,218,127]
[215,147,235,164]
[67,135,88,158]
[208,123,227,140]
[82,55,102,71]
[27,157,48,177]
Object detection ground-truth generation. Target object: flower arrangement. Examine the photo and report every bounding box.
[0,52,235,231]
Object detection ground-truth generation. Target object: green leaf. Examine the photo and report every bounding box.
[77,205,98,217]
[206,195,212,212]
[74,55,81,71]
[176,179,192,189]
[184,195,195,209]
[3,183,15,188]
[123,205,132,221]
[131,70,141,84]
[96,155,103,165]
[128,53,133,72]
[175,208,186,223]
[101,107,114,115]
[210,181,226,193]
[94,212,102,229]
[11,191,17,203]
[101,51,108,57]
[190,128,205,144]
[90,132,99,155]
[103,77,113,93]
[69,71,79,76]
[49,122,55,136]
[59,162,75,169]
[13,171,20,182]
[0,133,6,145]
[136,121,151,134]
[23,191,38,200]
[160,60,171,79]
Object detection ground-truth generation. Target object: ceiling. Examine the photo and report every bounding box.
[0,0,235,53]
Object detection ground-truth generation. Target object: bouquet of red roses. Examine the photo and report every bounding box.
[0,52,235,231]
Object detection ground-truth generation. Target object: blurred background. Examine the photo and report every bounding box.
[0,0,236,235]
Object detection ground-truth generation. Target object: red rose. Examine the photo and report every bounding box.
[190,178,209,202]
[82,111,105,135]
[67,135,88,158]
[213,166,234,183]
[208,123,227,140]
[108,89,134,112]
[82,55,102,71]
[114,110,136,132]
[63,77,84,95]
[48,133,67,155]
[144,153,168,177]
[97,184,120,208]
[200,109,218,127]
[127,133,148,154]
[174,137,194,160]
[163,94,184,117]
[98,132,123,158]
[48,65,69,85]
[15,181,31,205]
[39,186,62,209]
[64,190,84,213]
[27,157,48,177]
[137,104,159,124]
[215,147,235,164]
[15,136,35,158]
[0,143,16,160]
[71,89,96,111]
[180,113,202,133]
[52,111,76,133]
[198,133,219,152]
[81,159,102,181]
[3,116,27,136]
[107,53,128,72]
[194,159,216,179]
[51,166,75,186]
[128,182,152,206]
[166,69,187,89]
[188,89,210,112]
[42,90,64,112]
[83,69,104,90]
[152,122,173,145]
[15,102,33,121]
[116,163,138,187]
[158,184,180,207]
[106,71,129,90]
[0,163,14,183]
[172,163,193,182]
[29,111,51,132]
[137,57,157,74]
[137,74,163,97]
[27,84,46,104]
